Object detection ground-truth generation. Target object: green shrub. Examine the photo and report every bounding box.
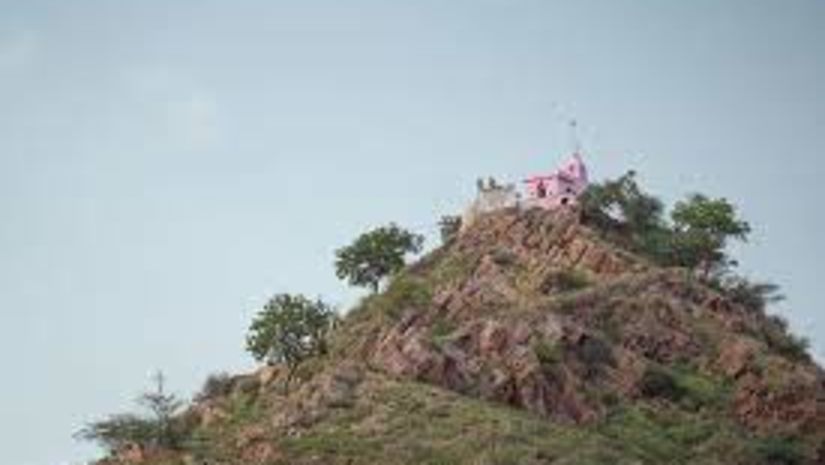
[541,269,590,294]
[431,253,479,286]
[379,275,433,319]
[760,315,811,363]
[534,339,562,367]
[774,334,811,363]
[194,372,235,402]
[438,215,462,244]
[676,370,729,410]
[598,406,683,462]
[491,248,518,267]
[753,436,805,465]
[429,318,456,347]
[557,269,591,292]
[639,365,728,410]
[719,276,784,314]
[573,335,615,379]
[639,366,685,402]
[74,414,157,452]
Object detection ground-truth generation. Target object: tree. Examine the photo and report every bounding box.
[579,171,668,259]
[245,294,337,391]
[580,171,665,235]
[438,215,462,244]
[75,371,185,452]
[670,194,751,276]
[334,223,424,292]
[138,371,184,449]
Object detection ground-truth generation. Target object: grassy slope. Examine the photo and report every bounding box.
[178,370,773,465]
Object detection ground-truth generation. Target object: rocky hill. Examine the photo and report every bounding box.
[100,208,824,465]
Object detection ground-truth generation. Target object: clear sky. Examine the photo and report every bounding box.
[1,1,823,464]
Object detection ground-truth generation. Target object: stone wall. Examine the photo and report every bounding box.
[461,180,519,231]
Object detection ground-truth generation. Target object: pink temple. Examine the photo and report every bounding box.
[523,152,589,209]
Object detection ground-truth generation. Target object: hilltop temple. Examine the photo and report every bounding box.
[462,152,589,229]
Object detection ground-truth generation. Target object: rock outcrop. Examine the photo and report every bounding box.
[94,207,825,465]
[363,208,825,442]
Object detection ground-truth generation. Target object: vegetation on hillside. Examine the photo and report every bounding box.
[75,372,188,454]
[75,171,820,465]
[580,171,750,276]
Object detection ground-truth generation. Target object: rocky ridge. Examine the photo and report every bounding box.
[105,207,825,465]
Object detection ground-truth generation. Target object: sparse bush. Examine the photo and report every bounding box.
[429,318,456,347]
[431,253,479,285]
[76,371,186,452]
[717,276,784,314]
[540,269,591,295]
[74,414,156,452]
[557,269,590,292]
[194,372,235,402]
[438,215,462,244]
[534,340,562,367]
[377,274,432,319]
[759,315,811,363]
[138,371,186,449]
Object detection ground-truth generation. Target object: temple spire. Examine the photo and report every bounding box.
[569,119,582,155]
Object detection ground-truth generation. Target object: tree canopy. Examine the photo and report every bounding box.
[245,294,337,390]
[669,194,751,275]
[580,172,751,278]
[334,223,424,292]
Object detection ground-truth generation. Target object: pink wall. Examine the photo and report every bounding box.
[523,153,588,209]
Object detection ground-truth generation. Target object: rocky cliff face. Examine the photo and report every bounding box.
[357,208,823,451]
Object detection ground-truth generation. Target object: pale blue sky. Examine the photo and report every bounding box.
[1,1,823,464]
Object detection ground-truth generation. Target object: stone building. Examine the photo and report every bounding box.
[523,152,589,209]
[461,152,589,230]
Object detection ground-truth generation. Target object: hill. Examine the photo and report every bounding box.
[93,208,824,465]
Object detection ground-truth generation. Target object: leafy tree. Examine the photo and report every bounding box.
[582,174,753,279]
[670,194,751,276]
[245,294,337,391]
[334,223,424,292]
[75,371,185,452]
[580,171,669,260]
[580,171,665,234]
[438,215,462,244]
